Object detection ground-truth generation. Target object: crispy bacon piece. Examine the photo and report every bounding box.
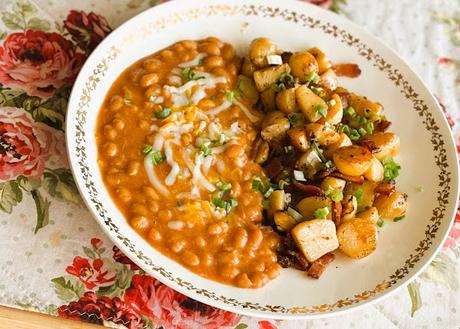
[331,201,342,226]
[375,181,396,195]
[317,166,338,180]
[292,180,324,196]
[356,139,380,153]
[307,253,335,279]
[331,172,364,184]
[333,63,362,78]
[264,157,283,179]
[288,250,310,271]
[375,120,392,132]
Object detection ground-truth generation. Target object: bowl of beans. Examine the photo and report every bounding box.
[66,0,459,319]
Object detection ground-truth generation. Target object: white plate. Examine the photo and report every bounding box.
[66,0,459,319]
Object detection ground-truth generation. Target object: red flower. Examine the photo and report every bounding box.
[66,256,115,289]
[90,238,103,250]
[435,96,455,129]
[112,246,140,271]
[58,292,144,329]
[124,275,240,329]
[438,57,454,65]
[301,0,333,9]
[444,202,460,249]
[64,11,112,52]
[259,320,278,329]
[0,107,63,181]
[0,30,85,97]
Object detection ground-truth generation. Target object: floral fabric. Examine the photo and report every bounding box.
[0,0,459,328]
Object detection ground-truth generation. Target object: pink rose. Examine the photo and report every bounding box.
[0,107,62,181]
[66,256,116,289]
[0,30,85,97]
[301,0,333,9]
[444,204,460,249]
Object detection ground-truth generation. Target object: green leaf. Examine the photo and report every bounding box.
[421,251,459,290]
[0,180,23,213]
[26,17,51,31]
[97,262,132,298]
[234,324,249,329]
[42,169,82,206]
[1,12,25,30]
[31,189,50,234]
[16,175,41,192]
[31,107,65,130]
[51,276,85,303]
[83,246,97,260]
[0,85,28,107]
[15,0,37,19]
[0,30,7,41]
[407,280,422,317]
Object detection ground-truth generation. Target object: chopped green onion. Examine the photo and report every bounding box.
[324,160,335,169]
[262,199,270,210]
[217,180,232,193]
[200,143,212,157]
[344,107,356,117]
[176,201,184,207]
[198,58,204,66]
[271,83,285,93]
[263,186,275,198]
[382,157,401,182]
[326,188,343,202]
[252,179,264,192]
[314,206,330,219]
[315,103,328,117]
[287,207,303,222]
[354,188,364,204]
[278,179,290,189]
[224,89,241,102]
[305,72,320,84]
[349,129,361,141]
[142,145,153,154]
[358,127,368,136]
[181,67,204,81]
[311,141,326,162]
[151,151,165,165]
[394,215,406,222]
[288,113,303,126]
[154,107,171,119]
[211,196,238,214]
[364,121,374,134]
[377,218,385,227]
[310,86,323,96]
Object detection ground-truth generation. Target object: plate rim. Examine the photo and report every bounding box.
[65,0,460,319]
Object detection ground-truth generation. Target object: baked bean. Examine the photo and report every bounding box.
[160,49,174,61]
[143,58,163,72]
[181,133,192,146]
[158,209,172,221]
[138,120,150,130]
[194,236,206,248]
[103,143,118,157]
[220,264,239,279]
[180,50,198,62]
[232,182,242,197]
[241,196,252,207]
[103,125,117,140]
[266,264,282,280]
[172,43,185,53]
[245,205,262,222]
[212,235,225,247]
[182,251,200,266]
[112,118,125,130]
[126,161,140,176]
[142,186,159,200]
[208,223,223,235]
[148,228,162,241]
[180,40,197,50]
[204,55,224,69]
[206,36,224,48]
[199,42,221,56]
[132,203,149,216]
[235,273,252,288]
[117,187,132,203]
[221,44,235,61]
[247,228,263,249]
[211,67,229,82]
[140,73,159,88]
[148,200,159,213]
[219,221,229,233]
[171,240,186,253]
[110,95,123,111]
[197,99,215,110]
[218,250,239,265]
[131,216,150,232]
[253,260,265,272]
[225,144,244,159]
[250,271,268,288]
[145,85,161,98]
[227,63,238,76]
[200,252,213,267]
[106,175,121,186]
[233,228,248,249]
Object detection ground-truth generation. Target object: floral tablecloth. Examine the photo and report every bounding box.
[0,0,459,328]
